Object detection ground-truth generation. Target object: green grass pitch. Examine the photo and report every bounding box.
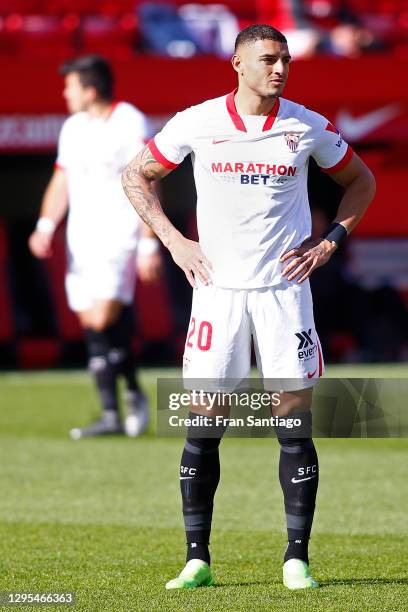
[0,365,407,611]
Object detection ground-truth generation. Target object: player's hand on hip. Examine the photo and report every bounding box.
[28,230,53,259]
[168,233,212,288]
[280,238,336,283]
[136,252,163,283]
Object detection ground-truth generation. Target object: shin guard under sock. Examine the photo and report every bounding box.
[180,415,224,565]
[276,413,318,565]
[106,306,140,392]
[84,328,119,414]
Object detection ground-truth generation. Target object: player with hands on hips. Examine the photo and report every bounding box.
[122,24,375,590]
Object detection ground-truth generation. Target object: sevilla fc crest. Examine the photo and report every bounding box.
[284,132,300,152]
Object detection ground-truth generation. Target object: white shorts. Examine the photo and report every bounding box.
[65,250,136,312]
[183,280,324,392]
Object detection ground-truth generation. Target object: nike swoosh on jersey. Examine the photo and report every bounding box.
[211,133,276,145]
[335,105,401,141]
[307,369,317,379]
[291,475,317,483]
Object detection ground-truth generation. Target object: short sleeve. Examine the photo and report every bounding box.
[148,109,194,169]
[311,119,353,174]
[55,119,69,170]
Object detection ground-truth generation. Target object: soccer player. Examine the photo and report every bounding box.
[29,55,162,439]
[122,25,376,589]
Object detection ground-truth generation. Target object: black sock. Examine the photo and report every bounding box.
[106,306,140,392]
[180,414,224,566]
[186,542,211,565]
[84,328,119,414]
[276,414,318,565]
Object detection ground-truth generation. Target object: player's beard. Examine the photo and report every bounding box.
[266,82,286,98]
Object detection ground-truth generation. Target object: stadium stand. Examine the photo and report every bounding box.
[0,1,406,58]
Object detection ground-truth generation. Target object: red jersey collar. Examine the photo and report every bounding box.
[226,89,280,133]
[106,101,120,119]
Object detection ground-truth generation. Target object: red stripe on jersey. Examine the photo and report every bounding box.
[147,138,178,169]
[325,121,339,134]
[226,90,246,132]
[262,98,280,131]
[226,90,280,133]
[107,101,120,120]
[321,145,353,174]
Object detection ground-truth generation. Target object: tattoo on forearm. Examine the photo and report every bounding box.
[121,145,172,243]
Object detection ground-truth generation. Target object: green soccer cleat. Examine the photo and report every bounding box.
[283,558,319,590]
[165,559,214,590]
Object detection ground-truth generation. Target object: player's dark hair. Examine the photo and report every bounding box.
[235,24,287,52]
[59,55,114,101]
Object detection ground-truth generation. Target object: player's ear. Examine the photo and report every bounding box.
[86,85,98,103]
[231,54,241,74]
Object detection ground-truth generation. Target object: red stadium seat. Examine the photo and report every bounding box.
[0,1,43,17]
[80,15,138,60]
[2,14,77,58]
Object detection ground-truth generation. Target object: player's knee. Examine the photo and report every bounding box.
[89,355,108,373]
[273,389,312,416]
[185,412,225,449]
[86,312,112,332]
[107,347,126,366]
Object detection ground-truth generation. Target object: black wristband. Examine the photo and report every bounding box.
[321,222,348,246]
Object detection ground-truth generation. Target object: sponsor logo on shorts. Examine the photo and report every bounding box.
[296,329,317,361]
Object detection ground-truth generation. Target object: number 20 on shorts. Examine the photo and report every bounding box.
[186,317,213,351]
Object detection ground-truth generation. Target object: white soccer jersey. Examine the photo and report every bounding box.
[57,102,148,260]
[149,91,353,288]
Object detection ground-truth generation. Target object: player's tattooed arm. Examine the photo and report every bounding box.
[122,145,212,287]
[121,144,174,244]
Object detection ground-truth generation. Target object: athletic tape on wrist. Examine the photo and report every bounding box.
[36,217,56,235]
[321,222,348,246]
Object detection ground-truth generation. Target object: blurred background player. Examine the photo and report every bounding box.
[29,55,162,439]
